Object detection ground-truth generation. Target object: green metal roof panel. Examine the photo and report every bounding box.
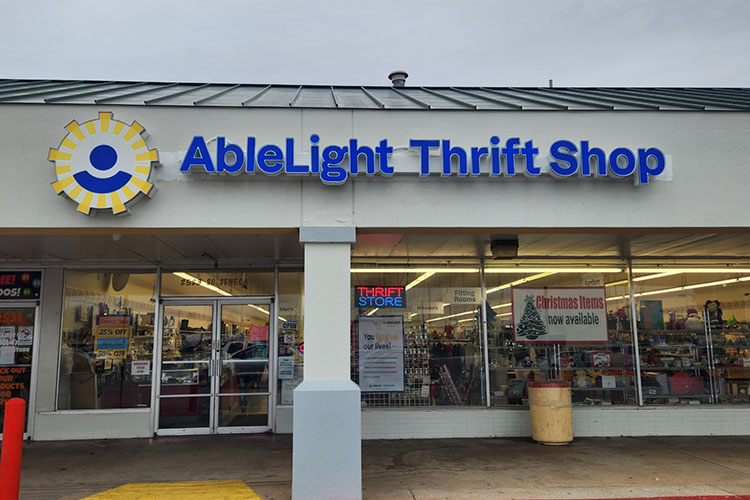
[0,79,748,111]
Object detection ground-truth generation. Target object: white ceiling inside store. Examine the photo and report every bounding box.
[0,231,748,266]
[0,233,303,264]
[353,233,750,261]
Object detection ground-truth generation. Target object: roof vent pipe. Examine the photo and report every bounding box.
[388,70,409,87]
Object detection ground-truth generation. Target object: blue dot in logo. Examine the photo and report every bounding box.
[89,144,118,171]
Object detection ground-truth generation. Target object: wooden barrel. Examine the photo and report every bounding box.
[528,380,573,445]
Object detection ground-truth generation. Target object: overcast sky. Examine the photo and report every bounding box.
[1,0,748,87]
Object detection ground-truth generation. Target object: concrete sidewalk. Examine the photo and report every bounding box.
[12,435,750,499]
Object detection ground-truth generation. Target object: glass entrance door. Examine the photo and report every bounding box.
[216,304,270,431]
[156,299,273,435]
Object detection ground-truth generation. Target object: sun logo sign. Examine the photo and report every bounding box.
[48,112,159,215]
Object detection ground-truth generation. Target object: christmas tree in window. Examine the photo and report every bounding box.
[517,295,548,340]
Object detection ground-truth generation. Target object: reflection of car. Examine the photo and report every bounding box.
[227,343,266,373]
[181,331,209,350]
[223,341,249,358]
[223,341,267,392]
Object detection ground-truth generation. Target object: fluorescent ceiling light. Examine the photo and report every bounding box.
[486,272,554,295]
[485,267,623,273]
[425,309,475,323]
[491,302,512,310]
[606,295,627,302]
[637,272,680,281]
[351,268,479,273]
[405,272,435,290]
[606,272,679,288]
[606,280,628,288]
[607,276,750,302]
[426,301,512,324]
[366,308,379,317]
[632,268,750,274]
[248,304,288,323]
[351,267,750,275]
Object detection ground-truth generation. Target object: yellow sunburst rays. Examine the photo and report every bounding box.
[48,111,159,215]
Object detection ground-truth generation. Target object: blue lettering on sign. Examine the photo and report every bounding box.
[97,337,129,349]
[357,296,404,308]
[549,140,579,177]
[180,135,668,185]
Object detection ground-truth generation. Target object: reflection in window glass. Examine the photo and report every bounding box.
[219,304,270,427]
[631,267,750,405]
[486,266,636,407]
[158,304,212,429]
[277,272,304,405]
[0,307,35,430]
[58,270,156,410]
[350,267,485,407]
[162,305,213,363]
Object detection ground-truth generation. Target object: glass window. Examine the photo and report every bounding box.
[351,266,485,407]
[486,265,636,407]
[161,271,274,296]
[277,271,304,405]
[58,270,156,410]
[631,265,750,405]
[0,306,35,431]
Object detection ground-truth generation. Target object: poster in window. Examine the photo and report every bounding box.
[95,315,132,360]
[0,326,15,346]
[250,325,269,341]
[358,315,405,393]
[511,286,608,344]
[16,326,33,346]
[0,271,41,300]
[278,356,295,379]
[0,346,14,365]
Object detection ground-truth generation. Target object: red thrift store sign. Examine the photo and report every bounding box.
[511,286,607,344]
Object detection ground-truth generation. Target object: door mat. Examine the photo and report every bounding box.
[81,480,261,499]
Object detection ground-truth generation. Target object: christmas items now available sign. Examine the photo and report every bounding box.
[511,286,608,344]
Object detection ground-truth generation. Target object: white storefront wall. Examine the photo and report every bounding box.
[2,104,748,231]
[1,103,749,444]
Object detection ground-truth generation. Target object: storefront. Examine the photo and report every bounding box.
[1,79,750,498]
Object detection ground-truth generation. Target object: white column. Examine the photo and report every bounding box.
[303,243,352,380]
[293,227,361,500]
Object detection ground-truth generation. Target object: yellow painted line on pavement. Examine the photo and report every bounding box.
[81,480,261,500]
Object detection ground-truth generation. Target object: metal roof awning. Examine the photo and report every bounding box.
[0,79,748,111]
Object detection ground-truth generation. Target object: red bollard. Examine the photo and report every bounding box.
[0,398,26,500]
